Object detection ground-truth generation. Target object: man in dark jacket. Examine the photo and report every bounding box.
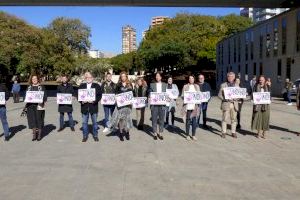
[197,74,211,129]
[101,73,116,133]
[79,72,102,142]
[57,75,75,132]
[0,83,10,141]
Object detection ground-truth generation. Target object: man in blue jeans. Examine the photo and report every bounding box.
[79,72,102,142]
[101,73,116,133]
[0,83,10,141]
[197,74,211,129]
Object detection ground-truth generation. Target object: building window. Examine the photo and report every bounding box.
[228,41,231,64]
[250,31,254,60]
[259,27,264,59]
[266,24,272,57]
[273,20,278,56]
[238,65,241,73]
[277,59,282,77]
[253,62,257,76]
[297,11,300,52]
[282,18,287,55]
[234,38,237,63]
[245,32,249,61]
[221,44,224,65]
[238,36,241,62]
[286,58,291,79]
[245,64,248,81]
[259,63,263,75]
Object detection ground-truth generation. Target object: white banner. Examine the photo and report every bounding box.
[253,92,271,105]
[166,88,179,99]
[57,93,72,105]
[133,97,147,108]
[224,87,247,100]
[115,91,134,107]
[101,94,116,105]
[25,91,44,103]
[78,88,96,102]
[184,91,202,104]
[150,92,168,105]
[0,92,5,105]
[199,91,211,103]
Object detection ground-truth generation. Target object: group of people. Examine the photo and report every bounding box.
[0,71,299,142]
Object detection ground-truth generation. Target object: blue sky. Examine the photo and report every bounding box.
[0,7,239,54]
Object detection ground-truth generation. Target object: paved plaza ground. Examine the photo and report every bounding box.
[0,96,300,200]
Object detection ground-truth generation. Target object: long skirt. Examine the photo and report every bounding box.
[27,104,45,129]
[251,109,270,131]
[109,106,133,131]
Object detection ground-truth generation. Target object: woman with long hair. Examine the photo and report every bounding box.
[24,74,47,141]
[182,75,200,140]
[110,71,133,141]
[251,75,271,139]
[165,76,179,129]
[133,77,148,130]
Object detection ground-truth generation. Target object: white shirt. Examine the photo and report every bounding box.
[87,83,92,89]
[156,82,162,93]
[187,84,196,111]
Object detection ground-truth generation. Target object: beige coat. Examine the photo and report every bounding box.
[181,84,200,120]
[218,82,239,111]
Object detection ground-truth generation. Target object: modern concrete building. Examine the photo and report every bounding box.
[241,8,290,23]
[216,8,300,95]
[151,16,170,28]
[122,25,137,54]
[88,50,104,58]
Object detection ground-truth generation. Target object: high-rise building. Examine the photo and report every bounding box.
[240,8,289,23]
[122,25,137,54]
[151,16,170,28]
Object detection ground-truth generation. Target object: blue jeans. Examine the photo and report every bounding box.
[186,110,197,136]
[0,107,9,138]
[197,103,208,126]
[82,113,98,138]
[59,112,74,129]
[103,105,115,127]
[287,91,292,103]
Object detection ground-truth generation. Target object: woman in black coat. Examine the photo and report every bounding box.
[25,74,47,141]
[57,75,75,132]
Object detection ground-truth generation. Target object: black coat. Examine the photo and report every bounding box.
[0,84,10,108]
[57,83,74,113]
[78,82,102,114]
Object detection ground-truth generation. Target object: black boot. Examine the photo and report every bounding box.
[119,132,124,141]
[32,129,37,141]
[125,132,130,140]
[37,129,42,141]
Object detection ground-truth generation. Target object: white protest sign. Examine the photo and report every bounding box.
[101,94,116,105]
[166,89,179,99]
[253,92,271,105]
[184,91,202,104]
[115,91,134,107]
[0,92,5,105]
[133,97,147,109]
[224,87,247,100]
[25,91,44,103]
[57,93,72,105]
[150,92,168,105]
[199,91,211,103]
[78,88,96,102]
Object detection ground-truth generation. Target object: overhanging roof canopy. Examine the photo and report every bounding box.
[0,0,298,7]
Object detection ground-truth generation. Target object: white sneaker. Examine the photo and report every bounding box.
[287,103,293,106]
[192,136,198,141]
[103,127,110,133]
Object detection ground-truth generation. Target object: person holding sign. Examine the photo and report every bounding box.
[197,74,211,129]
[57,75,75,132]
[24,75,47,141]
[109,72,133,141]
[218,72,239,138]
[0,83,10,141]
[78,72,102,142]
[182,75,200,141]
[101,73,116,133]
[133,78,148,130]
[149,72,167,140]
[165,76,179,129]
[251,75,271,139]
[235,78,244,130]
